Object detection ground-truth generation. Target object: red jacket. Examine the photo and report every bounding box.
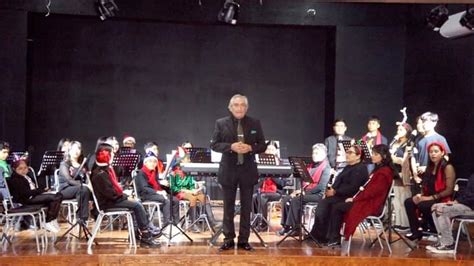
[343,166,393,240]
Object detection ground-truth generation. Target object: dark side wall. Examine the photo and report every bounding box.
[404,26,474,177]
[0,10,27,149]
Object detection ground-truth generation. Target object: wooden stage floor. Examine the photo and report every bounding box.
[2,220,474,266]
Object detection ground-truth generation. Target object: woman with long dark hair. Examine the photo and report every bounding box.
[316,144,395,246]
[340,144,397,242]
[404,142,455,241]
[58,141,91,222]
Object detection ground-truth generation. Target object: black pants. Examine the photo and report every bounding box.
[252,192,281,221]
[309,196,345,242]
[60,185,91,220]
[404,197,437,236]
[142,194,180,224]
[280,194,321,227]
[222,183,254,244]
[27,193,63,222]
[112,199,149,230]
[326,201,352,242]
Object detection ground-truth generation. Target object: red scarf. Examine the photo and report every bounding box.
[141,165,162,191]
[423,163,451,203]
[107,167,123,195]
[362,130,383,145]
[305,160,328,191]
[261,178,277,193]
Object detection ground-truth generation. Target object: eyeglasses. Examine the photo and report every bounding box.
[346,150,357,155]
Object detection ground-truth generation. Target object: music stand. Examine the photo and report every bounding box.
[181,147,215,234]
[112,150,141,182]
[37,151,64,189]
[161,152,193,246]
[55,156,96,246]
[341,140,372,162]
[277,157,320,247]
[257,153,277,165]
[249,153,277,234]
[187,148,212,163]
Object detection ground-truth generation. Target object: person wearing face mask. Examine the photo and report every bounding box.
[309,144,369,244]
[277,144,331,236]
[404,142,455,241]
[8,159,63,233]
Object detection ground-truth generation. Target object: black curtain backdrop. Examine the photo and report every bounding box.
[27,14,330,165]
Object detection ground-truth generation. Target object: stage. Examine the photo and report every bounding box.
[2,218,474,266]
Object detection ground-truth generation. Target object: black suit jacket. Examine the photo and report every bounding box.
[331,162,369,199]
[210,115,267,187]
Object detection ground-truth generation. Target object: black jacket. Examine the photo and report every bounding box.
[331,162,369,199]
[8,172,43,205]
[324,135,352,168]
[210,115,267,187]
[91,165,127,210]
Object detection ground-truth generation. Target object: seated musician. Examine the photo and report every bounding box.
[135,152,180,226]
[332,144,396,246]
[8,159,63,233]
[252,143,285,232]
[90,144,161,248]
[309,144,368,244]
[138,142,165,173]
[428,174,474,253]
[278,143,331,236]
[0,142,11,175]
[404,142,455,241]
[56,138,71,155]
[169,149,221,233]
[58,141,92,223]
[0,141,12,200]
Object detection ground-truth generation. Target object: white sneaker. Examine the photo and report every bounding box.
[44,221,60,233]
[51,219,61,231]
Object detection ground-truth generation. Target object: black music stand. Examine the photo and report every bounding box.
[250,153,277,232]
[187,148,212,163]
[37,151,64,189]
[112,150,141,184]
[277,157,321,247]
[55,156,96,246]
[161,153,193,245]
[341,140,372,162]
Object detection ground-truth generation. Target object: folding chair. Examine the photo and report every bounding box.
[86,175,136,252]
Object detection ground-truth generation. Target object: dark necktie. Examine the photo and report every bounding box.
[237,119,244,165]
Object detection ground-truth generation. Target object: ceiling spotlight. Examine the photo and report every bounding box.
[97,0,119,21]
[425,5,449,31]
[460,7,474,30]
[218,0,240,25]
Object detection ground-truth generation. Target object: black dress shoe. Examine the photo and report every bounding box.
[277,226,291,236]
[218,241,235,251]
[237,242,255,251]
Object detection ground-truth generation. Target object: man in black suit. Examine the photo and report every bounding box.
[210,94,267,251]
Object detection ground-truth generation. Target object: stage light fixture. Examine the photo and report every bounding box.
[425,5,449,31]
[460,7,474,30]
[218,0,240,25]
[97,0,119,21]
